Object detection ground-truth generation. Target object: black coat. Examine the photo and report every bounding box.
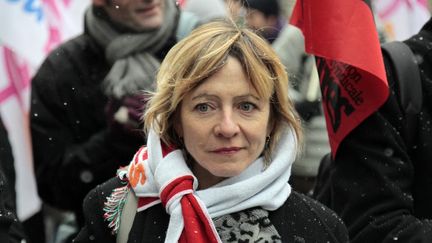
[0,116,16,211]
[314,18,432,242]
[30,29,177,225]
[74,176,349,243]
[0,117,27,243]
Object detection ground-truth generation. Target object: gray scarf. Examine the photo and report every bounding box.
[85,0,178,98]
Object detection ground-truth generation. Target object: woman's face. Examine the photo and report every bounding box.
[176,56,272,189]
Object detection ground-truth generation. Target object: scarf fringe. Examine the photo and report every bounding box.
[103,184,130,235]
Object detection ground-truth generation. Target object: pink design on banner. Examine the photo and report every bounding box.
[378,0,427,19]
[0,47,31,109]
[418,0,428,8]
[43,0,64,54]
[177,0,186,8]
[63,0,72,6]
[44,26,62,54]
[43,0,61,19]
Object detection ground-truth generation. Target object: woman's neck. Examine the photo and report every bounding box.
[191,163,225,190]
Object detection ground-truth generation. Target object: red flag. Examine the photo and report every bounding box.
[290,0,388,157]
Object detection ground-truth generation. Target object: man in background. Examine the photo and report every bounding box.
[244,0,283,43]
[30,0,198,241]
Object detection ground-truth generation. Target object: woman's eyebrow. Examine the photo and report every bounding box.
[192,93,261,101]
[235,94,261,101]
[191,93,219,100]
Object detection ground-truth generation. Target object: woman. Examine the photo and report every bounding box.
[74,20,348,243]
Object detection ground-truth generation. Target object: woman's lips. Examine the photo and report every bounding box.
[212,147,242,155]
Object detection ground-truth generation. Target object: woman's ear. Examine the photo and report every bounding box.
[267,120,275,138]
[267,106,276,137]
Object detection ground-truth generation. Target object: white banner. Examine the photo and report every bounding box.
[0,0,89,221]
[374,0,431,41]
[0,0,48,66]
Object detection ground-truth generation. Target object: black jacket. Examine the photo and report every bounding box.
[30,29,177,225]
[0,117,16,212]
[0,170,27,243]
[74,176,349,243]
[0,117,28,243]
[314,18,432,242]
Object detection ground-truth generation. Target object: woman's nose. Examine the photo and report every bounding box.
[214,111,240,138]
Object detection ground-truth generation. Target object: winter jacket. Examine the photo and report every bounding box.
[0,116,16,211]
[30,28,177,225]
[0,117,28,243]
[74,176,349,243]
[314,18,432,242]
[0,170,28,243]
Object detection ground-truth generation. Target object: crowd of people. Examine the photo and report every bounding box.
[1,0,431,242]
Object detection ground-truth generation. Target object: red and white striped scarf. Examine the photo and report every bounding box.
[126,126,297,243]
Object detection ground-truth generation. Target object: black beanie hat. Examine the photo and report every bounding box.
[245,0,280,17]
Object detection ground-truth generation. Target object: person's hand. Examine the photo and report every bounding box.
[115,94,147,129]
[105,93,148,138]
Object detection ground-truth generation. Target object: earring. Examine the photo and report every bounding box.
[265,136,271,147]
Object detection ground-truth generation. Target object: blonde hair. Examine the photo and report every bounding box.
[144,19,302,161]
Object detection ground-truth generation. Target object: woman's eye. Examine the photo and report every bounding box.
[239,102,256,112]
[195,104,210,112]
